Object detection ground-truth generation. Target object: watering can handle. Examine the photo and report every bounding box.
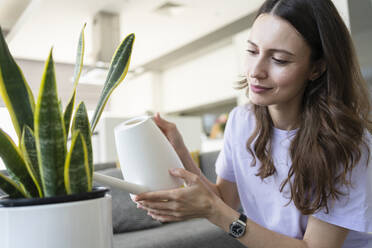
[93,172,149,195]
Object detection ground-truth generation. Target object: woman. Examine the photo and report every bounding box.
[134,0,372,247]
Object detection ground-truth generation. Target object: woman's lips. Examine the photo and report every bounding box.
[250,84,273,93]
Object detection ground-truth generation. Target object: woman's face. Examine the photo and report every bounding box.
[246,14,315,109]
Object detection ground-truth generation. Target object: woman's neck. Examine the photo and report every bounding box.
[268,103,301,131]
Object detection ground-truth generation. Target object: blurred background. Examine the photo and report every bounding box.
[0,0,371,168]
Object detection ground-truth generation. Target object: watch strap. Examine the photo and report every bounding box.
[239,213,247,224]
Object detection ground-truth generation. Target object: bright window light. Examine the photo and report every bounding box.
[0,107,18,170]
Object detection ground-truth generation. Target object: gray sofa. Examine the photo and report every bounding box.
[94,151,246,248]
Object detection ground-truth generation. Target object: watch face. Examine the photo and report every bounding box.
[230,222,245,238]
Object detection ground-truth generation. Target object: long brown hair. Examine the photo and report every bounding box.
[239,0,372,215]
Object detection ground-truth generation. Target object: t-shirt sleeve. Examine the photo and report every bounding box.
[215,107,237,182]
[312,132,372,233]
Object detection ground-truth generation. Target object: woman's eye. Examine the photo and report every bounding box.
[246,49,257,55]
[272,57,289,64]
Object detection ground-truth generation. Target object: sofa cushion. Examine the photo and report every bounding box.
[113,218,246,248]
[93,168,162,233]
[199,151,220,183]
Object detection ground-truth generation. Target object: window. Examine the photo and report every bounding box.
[0,107,18,170]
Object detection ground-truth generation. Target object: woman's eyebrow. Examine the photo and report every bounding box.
[247,40,295,56]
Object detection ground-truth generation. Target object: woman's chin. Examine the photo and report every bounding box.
[248,94,271,106]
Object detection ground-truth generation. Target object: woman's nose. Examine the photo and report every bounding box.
[248,57,267,79]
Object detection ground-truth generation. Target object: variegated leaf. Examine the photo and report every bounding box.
[20,126,43,197]
[64,91,75,138]
[64,24,86,138]
[0,26,35,140]
[64,131,90,194]
[34,49,67,197]
[0,173,27,198]
[71,102,92,190]
[90,33,135,132]
[0,128,39,197]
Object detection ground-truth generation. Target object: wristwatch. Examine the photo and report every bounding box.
[228,213,247,238]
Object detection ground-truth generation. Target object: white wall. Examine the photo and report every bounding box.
[332,0,350,29]
[164,115,202,152]
[109,72,156,117]
[233,28,251,106]
[93,115,128,164]
[161,42,240,113]
[109,40,245,115]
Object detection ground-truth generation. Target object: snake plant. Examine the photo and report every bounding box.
[0,25,135,198]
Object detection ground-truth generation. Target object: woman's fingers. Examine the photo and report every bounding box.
[141,204,176,216]
[138,200,187,221]
[146,208,199,222]
[152,113,186,152]
[135,188,179,202]
[134,170,215,221]
[148,212,183,222]
[153,112,172,132]
[138,199,179,211]
[169,168,199,187]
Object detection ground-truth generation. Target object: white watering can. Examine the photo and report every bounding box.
[93,116,185,195]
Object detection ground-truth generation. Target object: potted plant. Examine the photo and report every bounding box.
[0,24,134,248]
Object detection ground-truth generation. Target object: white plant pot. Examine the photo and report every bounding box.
[0,187,113,248]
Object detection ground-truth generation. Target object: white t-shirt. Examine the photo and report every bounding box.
[216,104,372,247]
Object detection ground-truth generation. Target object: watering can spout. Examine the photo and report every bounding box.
[93,172,149,195]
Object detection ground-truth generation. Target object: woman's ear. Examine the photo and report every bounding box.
[309,59,327,81]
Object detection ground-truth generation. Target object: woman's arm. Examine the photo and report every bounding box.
[135,168,349,248]
[208,192,349,248]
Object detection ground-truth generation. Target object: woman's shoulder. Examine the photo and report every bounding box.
[225,103,256,139]
[229,103,255,122]
[363,129,372,144]
[359,129,372,164]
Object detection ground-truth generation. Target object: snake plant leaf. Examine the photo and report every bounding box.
[0,173,27,198]
[0,26,35,140]
[72,23,86,91]
[90,33,135,132]
[64,131,91,194]
[0,129,39,197]
[64,91,75,139]
[34,49,67,197]
[71,102,92,190]
[64,24,86,137]
[58,99,63,113]
[20,126,43,197]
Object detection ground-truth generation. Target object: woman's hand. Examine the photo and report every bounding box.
[134,168,219,222]
[153,112,202,177]
[153,113,187,157]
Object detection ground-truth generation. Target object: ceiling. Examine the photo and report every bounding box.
[0,0,370,110]
[1,0,263,67]
[0,0,263,109]
[2,0,369,69]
